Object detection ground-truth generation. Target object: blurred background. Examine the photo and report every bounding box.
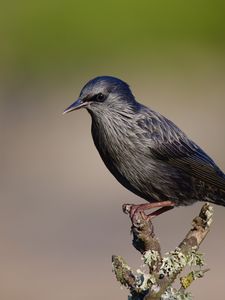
[1,1,225,299]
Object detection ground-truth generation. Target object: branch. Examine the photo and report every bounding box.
[112,203,213,300]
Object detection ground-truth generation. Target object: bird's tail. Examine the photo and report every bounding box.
[213,190,225,206]
[216,172,225,206]
[205,184,225,207]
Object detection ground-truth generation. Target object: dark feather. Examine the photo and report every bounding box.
[139,109,225,191]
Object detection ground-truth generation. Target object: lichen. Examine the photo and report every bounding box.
[159,247,205,278]
[159,248,187,277]
[186,249,204,267]
[136,269,155,291]
[180,269,208,289]
[143,250,161,270]
[161,286,192,300]
[112,256,133,287]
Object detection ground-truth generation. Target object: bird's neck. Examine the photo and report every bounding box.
[90,106,136,150]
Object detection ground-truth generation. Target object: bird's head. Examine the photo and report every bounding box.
[63,76,138,116]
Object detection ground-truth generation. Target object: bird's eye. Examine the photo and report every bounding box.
[95,93,106,102]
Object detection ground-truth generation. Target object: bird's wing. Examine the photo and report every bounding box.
[137,110,225,190]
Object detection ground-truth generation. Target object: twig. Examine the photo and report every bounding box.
[112,203,213,300]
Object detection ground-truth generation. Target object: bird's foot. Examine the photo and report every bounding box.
[122,201,175,224]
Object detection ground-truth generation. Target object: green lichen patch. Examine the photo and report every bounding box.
[159,248,187,277]
[143,250,161,270]
[186,250,204,267]
[112,255,136,289]
[159,247,205,278]
[180,269,209,289]
[161,286,192,300]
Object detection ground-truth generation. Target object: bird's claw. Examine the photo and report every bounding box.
[122,203,133,215]
[122,203,150,224]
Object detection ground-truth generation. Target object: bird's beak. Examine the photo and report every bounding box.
[63,98,87,114]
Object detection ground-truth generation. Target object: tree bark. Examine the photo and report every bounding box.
[112,203,213,300]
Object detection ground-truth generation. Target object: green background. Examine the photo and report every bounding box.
[1,0,225,81]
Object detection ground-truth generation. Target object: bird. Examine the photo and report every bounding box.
[63,76,225,221]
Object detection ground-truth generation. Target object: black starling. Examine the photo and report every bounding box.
[64,76,225,220]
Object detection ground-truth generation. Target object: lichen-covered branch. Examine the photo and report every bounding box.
[112,203,213,300]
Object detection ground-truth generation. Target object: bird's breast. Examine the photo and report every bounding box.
[91,116,159,197]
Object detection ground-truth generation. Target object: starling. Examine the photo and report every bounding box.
[64,76,225,220]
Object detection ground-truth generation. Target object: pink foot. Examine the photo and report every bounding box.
[122,201,175,224]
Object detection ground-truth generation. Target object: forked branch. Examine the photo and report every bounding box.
[112,203,213,300]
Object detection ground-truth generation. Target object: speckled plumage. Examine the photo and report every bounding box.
[64,76,225,207]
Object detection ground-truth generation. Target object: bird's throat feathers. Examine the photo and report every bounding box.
[90,101,137,134]
[90,101,140,155]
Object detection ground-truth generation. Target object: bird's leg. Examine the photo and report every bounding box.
[147,205,174,219]
[122,201,175,224]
